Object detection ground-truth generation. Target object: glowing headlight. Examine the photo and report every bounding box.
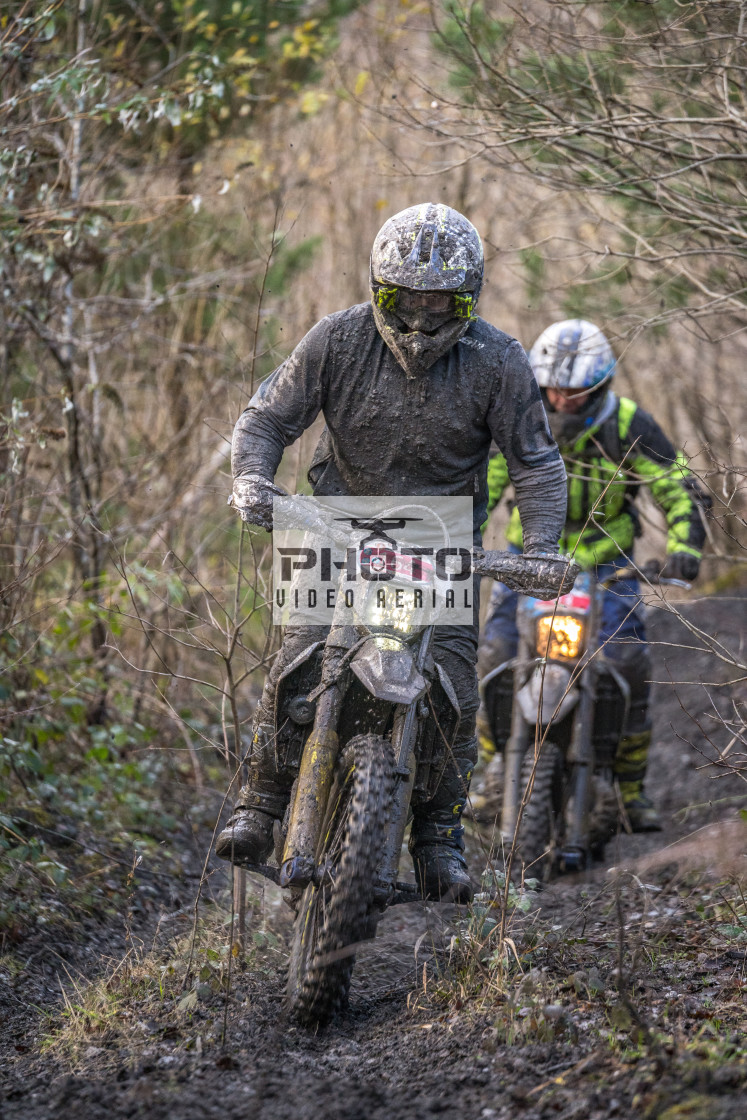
[536,615,584,661]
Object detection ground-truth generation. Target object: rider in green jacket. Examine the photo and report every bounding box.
[476,319,709,831]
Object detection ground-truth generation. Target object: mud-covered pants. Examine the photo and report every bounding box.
[236,620,480,852]
[478,548,651,786]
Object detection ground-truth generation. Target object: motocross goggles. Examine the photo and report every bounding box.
[375,285,475,321]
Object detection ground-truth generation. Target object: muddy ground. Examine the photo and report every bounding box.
[1,587,746,1120]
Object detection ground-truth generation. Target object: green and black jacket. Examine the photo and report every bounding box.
[487,393,707,569]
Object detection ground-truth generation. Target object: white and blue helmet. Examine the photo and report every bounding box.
[528,319,616,391]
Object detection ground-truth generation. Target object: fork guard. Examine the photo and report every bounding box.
[350,639,426,704]
[517,662,579,726]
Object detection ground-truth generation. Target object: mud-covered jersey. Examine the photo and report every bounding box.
[232,302,567,547]
[486,392,708,566]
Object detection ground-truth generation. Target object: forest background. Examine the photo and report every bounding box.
[2,0,746,961]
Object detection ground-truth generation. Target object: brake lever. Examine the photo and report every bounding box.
[639,559,692,590]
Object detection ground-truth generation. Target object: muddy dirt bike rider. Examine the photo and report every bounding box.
[473,319,710,832]
[215,203,568,902]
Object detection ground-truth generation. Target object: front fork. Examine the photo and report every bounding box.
[376,626,434,902]
[279,682,344,887]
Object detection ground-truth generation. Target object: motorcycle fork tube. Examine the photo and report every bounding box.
[280,683,343,887]
[565,588,602,861]
[376,706,417,890]
[501,640,531,843]
[377,627,434,891]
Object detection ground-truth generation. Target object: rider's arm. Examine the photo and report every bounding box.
[487,340,567,554]
[231,317,332,481]
[625,406,709,561]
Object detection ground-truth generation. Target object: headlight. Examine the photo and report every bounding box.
[536,615,584,661]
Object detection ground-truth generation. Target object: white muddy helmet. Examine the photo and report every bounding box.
[369,203,484,378]
[529,319,616,391]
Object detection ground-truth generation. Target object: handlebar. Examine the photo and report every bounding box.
[245,489,581,601]
[602,559,692,591]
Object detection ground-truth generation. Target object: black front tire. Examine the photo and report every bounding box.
[285,733,394,1025]
[515,741,564,881]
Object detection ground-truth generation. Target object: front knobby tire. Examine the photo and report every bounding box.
[515,741,564,881]
[285,733,394,1026]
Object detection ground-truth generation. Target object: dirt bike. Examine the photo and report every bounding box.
[481,561,682,880]
[234,498,577,1024]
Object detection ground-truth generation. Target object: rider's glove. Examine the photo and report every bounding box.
[521,539,563,561]
[228,474,283,531]
[524,548,563,561]
[661,552,700,583]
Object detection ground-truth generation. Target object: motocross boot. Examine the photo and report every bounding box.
[215,724,291,863]
[410,814,473,904]
[215,807,276,864]
[619,783,662,832]
[611,653,661,833]
[615,728,661,832]
[410,749,475,904]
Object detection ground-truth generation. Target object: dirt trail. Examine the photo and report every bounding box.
[2,590,746,1120]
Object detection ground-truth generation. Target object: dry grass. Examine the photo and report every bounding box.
[40,893,285,1071]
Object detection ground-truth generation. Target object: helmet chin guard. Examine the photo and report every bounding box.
[544,387,617,447]
[370,203,484,378]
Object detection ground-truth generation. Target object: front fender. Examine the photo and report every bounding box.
[517,663,578,726]
[350,639,426,705]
